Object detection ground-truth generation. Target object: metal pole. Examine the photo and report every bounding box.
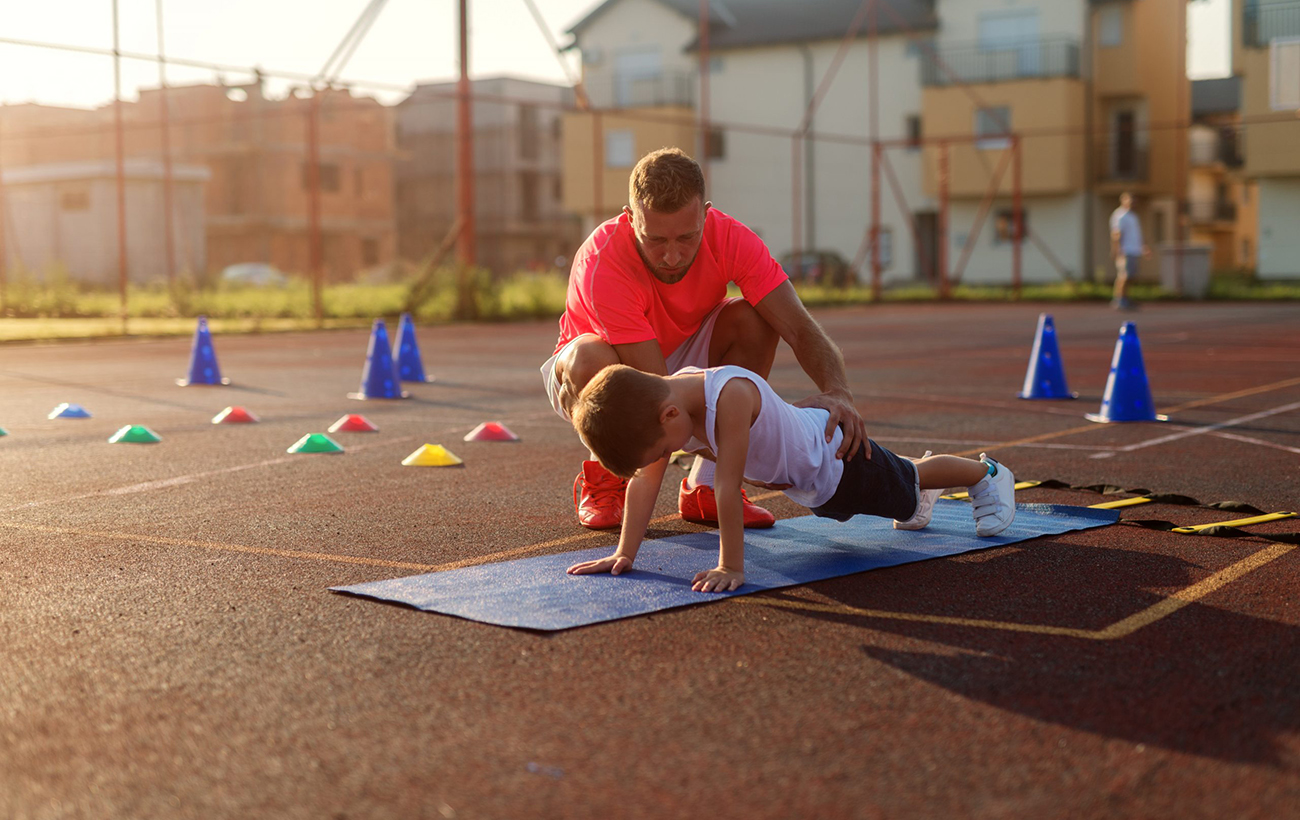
[1012,135,1023,297]
[156,0,176,288]
[592,110,603,222]
[1174,5,1187,294]
[0,117,7,313]
[698,0,710,189]
[112,0,129,332]
[791,135,802,271]
[456,0,476,266]
[306,93,323,324]
[870,143,881,300]
[868,0,880,299]
[938,140,949,299]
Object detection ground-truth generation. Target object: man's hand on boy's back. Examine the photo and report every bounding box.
[567,554,634,576]
[692,567,745,593]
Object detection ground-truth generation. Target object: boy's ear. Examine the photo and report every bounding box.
[659,403,679,426]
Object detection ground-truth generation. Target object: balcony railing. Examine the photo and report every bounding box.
[1244,1,1300,47]
[1190,199,1238,224]
[582,71,695,110]
[1190,128,1244,167]
[1097,142,1149,182]
[920,38,1081,87]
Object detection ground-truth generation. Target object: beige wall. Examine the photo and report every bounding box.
[1241,47,1300,177]
[1091,0,1189,199]
[922,78,1086,198]
[561,107,698,225]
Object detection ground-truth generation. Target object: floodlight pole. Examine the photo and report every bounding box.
[157,0,176,288]
[698,0,710,189]
[1012,135,1023,297]
[456,0,476,266]
[306,91,323,324]
[112,0,129,332]
[937,140,950,299]
[868,0,880,300]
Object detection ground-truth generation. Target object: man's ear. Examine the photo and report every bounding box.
[703,200,712,213]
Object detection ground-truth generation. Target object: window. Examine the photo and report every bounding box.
[1099,6,1123,48]
[302,162,340,192]
[362,238,380,267]
[975,107,1011,150]
[878,227,893,268]
[519,104,539,160]
[994,209,1026,244]
[1242,237,1252,262]
[705,127,725,160]
[709,56,724,73]
[606,130,635,168]
[906,115,922,150]
[979,10,1041,76]
[1270,37,1300,111]
[354,166,364,195]
[521,171,539,221]
[59,188,89,211]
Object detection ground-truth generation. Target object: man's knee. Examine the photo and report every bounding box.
[559,335,618,393]
[719,300,779,351]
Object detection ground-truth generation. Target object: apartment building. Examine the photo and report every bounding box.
[561,0,1202,287]
[1187,77,1257,272]
[1235,0,1300,278]
[395,77,582,275]
[561,0,940,286]
[0,81,397,282]
[921,0,1189,284]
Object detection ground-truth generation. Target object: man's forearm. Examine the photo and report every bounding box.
[790,320,851,397]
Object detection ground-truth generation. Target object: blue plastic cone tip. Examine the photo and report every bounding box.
[355,319,407,400]
[395,312,428,382]
[180,315,227,385]
[1018,313,1076,400]
[1087,322,1166,423]
[50,402,92,419]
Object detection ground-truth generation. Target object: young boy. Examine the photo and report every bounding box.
[567,364,1016,593]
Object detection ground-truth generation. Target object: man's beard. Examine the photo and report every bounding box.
[635,242,697,285]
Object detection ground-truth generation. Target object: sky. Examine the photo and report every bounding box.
[0,0,1231,109]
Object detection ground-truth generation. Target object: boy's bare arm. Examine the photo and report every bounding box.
[566,458,666,577]
[692,380,757,593]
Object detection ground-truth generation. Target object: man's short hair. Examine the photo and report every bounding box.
[629,147,705,216]
[572,364,671,479]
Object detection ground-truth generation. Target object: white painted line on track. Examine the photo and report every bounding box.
[1209,430,1300,456]
[1088,400,1300,460]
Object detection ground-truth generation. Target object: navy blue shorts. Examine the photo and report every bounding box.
[810,439,920,523]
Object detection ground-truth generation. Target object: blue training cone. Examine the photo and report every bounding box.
[394,312,431,383]
[177,315,229,386]
[1018,313,1077,400]
[1086,322,1168,423]
[348,319,409,400]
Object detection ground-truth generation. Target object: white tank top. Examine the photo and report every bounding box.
[680,365,844,508]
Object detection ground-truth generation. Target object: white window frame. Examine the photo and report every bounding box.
[605,130,635,168]
[1270,37,1300,111]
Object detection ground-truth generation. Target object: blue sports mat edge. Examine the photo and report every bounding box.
[330,502,1119,631]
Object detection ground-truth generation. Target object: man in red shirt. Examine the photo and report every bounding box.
[541,148,867,529]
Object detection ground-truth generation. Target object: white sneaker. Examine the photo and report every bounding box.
[895,451,939,530]
[968,454,1015,536]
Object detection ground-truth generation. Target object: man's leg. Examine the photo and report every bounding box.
[552,335,627,530]
[707,299,780,377]
[677,299,778,528]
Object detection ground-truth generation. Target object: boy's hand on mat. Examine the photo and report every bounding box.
[567,554,633,576]
[691,567,745,593]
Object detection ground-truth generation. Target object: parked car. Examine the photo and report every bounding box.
[778,250,853,288]
[220,263,288,287]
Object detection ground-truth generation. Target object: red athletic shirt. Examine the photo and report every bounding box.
[553,208,788,357]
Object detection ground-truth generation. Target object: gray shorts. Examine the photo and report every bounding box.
[540,297,741,421]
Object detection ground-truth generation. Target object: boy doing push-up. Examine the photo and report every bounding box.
[567,365,1016,592]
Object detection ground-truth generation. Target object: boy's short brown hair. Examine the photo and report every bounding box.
[628,148,705,217]
[572,364,671,479]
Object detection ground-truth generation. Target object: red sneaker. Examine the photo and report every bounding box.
[573,460,627,530]
[678,478,776,528]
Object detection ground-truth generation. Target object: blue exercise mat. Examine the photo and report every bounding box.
[331,501,1118,631]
